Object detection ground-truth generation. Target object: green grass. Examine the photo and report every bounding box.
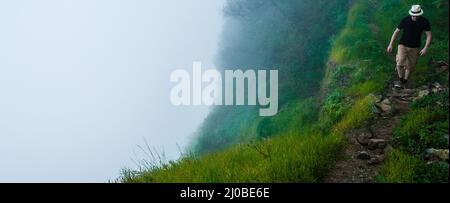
[380,90,449,183]
[120,92,376,183]
[255,98,320,139]
[332,95,377,136]
[329,1,375,64]
[346,81,385,98]
[393,108,448,153]
[378,149,449,183]
[324,0,391,105]
[378,149,424,183]
[120,132,345,183]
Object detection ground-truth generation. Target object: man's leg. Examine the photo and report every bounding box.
[404,47,420,82]
[397,66,405,79]
[394,66,406,88]
[404,67,410,81]
[396,45,407,81]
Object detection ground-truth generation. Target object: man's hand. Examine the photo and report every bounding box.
[387,45,393,53]
[387,28,400,54]
[420,47,428,56]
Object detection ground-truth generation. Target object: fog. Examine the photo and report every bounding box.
[0,0,225,182]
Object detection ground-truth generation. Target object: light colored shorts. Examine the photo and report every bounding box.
[396,44,419,70]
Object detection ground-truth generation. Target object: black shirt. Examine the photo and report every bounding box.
[397,16,431,48]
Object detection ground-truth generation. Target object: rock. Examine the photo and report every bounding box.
[432,82,442,89]
[381,99,392,110]
[391,92,411,98]
[369,94,382,103]
[371,104,381,114]
[356,132,373,146]
[432,88,440,93]
[368,155,385,165]
[375,99,392,113]
[383,144,394,154]
[401,89,417,94]
[423,148,449,162]
[415,89,430,100]
[357,151,371,160]
[438,65,449,73]
[368,139,387,150]
[418,85,429,90]
[372,148,385,155]
[431,82,447,93]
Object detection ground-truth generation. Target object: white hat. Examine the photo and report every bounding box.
[409,5,424,16]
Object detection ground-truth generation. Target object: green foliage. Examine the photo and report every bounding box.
[332,94,377,136]
[384,91,448,184]
[393,91,449,153]
[412,90,449,110]
[191,0,351,154]
[325,0,392,103]
[120,132,344,183]
[393,109,448,153]
[257,98,320,139]
[190,106,259,154]
[346,81,382,98]
[378,149,448,183]
[322,90,350,125]
[377,149,425,183]
[120,93,375,183]
[328,65,353,90]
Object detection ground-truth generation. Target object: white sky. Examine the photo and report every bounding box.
[0,0,225,182]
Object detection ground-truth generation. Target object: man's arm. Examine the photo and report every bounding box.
[420,31,432,56]
[387,28,401,53]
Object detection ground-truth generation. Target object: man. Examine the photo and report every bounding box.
[387,5,432,87]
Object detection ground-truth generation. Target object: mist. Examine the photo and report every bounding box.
[0,0,225,182]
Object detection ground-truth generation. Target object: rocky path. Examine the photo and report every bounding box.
[324,81,445,183]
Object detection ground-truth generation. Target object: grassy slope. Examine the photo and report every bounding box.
[120,0,448,183]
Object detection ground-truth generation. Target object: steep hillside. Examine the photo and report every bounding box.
[191,0,350,154]
[119,0,448,183]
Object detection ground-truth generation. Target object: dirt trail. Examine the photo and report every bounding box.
[324,80,417,183]
[324,79,446,183]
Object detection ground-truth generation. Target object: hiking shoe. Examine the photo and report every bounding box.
[394,81,403,88]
